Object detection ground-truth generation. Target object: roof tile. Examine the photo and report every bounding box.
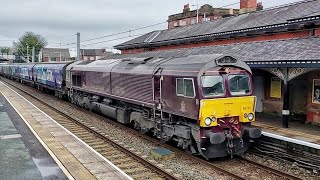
[109,37,320,62]
[115,0,320,49]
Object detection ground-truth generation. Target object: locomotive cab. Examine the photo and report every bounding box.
[197,56,261,158]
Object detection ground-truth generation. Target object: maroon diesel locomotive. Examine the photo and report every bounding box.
[66,54,261,159]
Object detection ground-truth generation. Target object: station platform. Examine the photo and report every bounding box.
[0,81,131,180]
[253,114,320,150]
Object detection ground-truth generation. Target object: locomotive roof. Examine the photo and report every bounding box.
[68,59,123,72]
[71,54,250,77]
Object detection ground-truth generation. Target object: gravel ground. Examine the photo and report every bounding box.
[243,153,320,180]
[4,79,319,180]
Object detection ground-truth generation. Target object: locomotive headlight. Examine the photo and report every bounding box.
[212,116,216,122]
[205,117,212,126]
[247,113,254,121]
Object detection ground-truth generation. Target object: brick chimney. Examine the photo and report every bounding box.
[183,4,190,13]
[240,0,257,14]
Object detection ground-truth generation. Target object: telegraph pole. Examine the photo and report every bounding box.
[32,47,35,63]
[192,3,199,24]
[76,32,80,61]
[27,45,29,62]
[196,4,199,23]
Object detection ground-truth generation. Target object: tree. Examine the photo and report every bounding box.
[1,47,10,59]
[14,32,47,60]
[1,47,9,55]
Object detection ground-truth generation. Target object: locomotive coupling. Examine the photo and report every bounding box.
[243,127,261,139]
[206,132,226,144]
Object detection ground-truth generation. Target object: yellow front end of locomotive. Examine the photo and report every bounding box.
[199,96,256,127]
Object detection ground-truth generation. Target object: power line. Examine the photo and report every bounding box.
[81,21,167,43]
[79,1,256,45]
[42,34,76,39]
[82,32,147,46]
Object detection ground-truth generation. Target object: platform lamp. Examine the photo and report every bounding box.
[192,3,199,24]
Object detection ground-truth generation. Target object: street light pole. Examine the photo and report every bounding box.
[32,46,35,63]
[196,4,199,23]
[192,4,199,24]
[26,45,29,62]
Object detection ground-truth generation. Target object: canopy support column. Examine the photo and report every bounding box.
[282,68,289,128]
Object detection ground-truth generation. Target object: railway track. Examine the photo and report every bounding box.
[2,78,307,180]
[236,156,301,180]
[1,80,175,180]
[253,138,320,171]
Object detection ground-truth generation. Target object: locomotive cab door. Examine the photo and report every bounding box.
[153,67,163,110]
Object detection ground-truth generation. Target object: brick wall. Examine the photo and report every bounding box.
[240,0,257,9]
[315,28,320,36]
[121,48,146,54]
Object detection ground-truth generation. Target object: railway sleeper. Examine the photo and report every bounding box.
[117,162,141,169]
[124,167,150,175]
[69,128,89,133]
[87,143,109,149]
[131,172,162,180]
[62,125,84,130]
[82,137,100,142]
[100,150,121,156]
[107,154,129,160]
[111,157,134,165]
[87,142,109,147]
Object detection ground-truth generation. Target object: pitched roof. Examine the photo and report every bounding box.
[42,48,70,58]
[108,37,320,67]
[115,0,320,49]
[0,57,9,61]
[80,49,112,56]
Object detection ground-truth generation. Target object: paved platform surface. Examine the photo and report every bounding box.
[254,114,320,148]
[0,81,131,180]
[0,93,67,180]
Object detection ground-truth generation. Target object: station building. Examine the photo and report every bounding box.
[114,0,320,127]
[167,0,264,29]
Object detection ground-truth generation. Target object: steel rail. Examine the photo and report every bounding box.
[2,78,304,180]
[236,156,301,180]
[2,80,176,180]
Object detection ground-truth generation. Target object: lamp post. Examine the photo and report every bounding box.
[26,44,29,62]
[192,4,199,24]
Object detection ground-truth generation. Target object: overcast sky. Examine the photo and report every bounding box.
[0,0,303,55]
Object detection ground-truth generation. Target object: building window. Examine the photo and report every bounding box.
[173,21,178,27]
[191,18,196,24]
[312,79,320,104]
[180,20,186,26]
[176,78,195,98]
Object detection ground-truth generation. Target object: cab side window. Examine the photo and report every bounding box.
[176,78,184,96]
[176,78,195,98]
